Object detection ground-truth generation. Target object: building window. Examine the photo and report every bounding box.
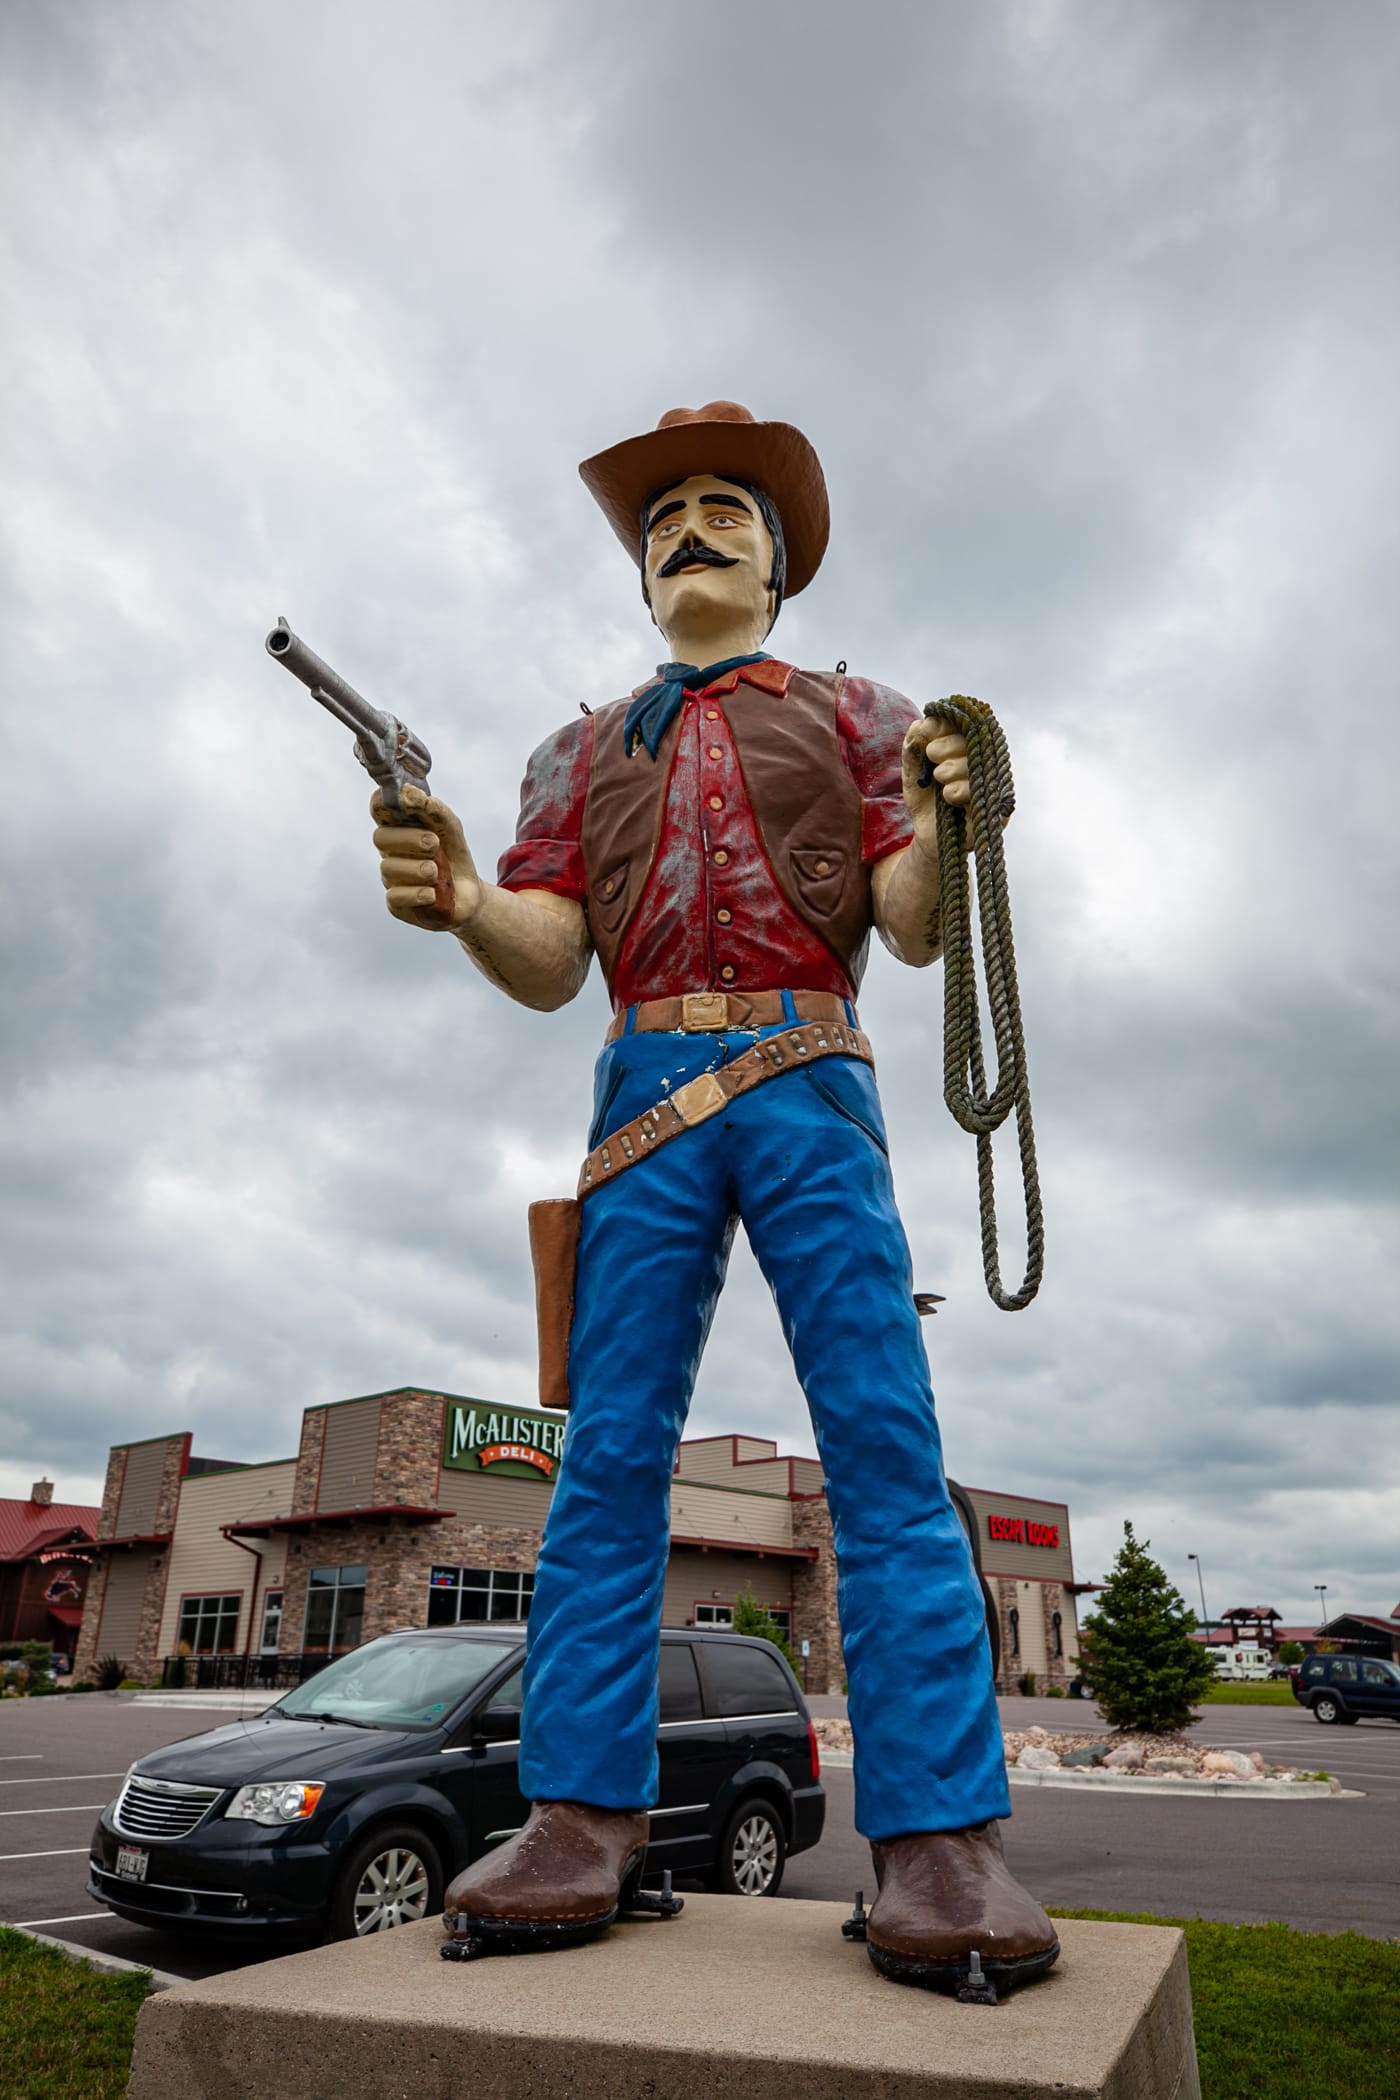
[693,1601,793,1637]
[427,1566,534,1626]
[259,1590,283,1653]
[304,1565,367,1653]
[1051,1609,1063,1659]
[178,1594,240,1656]
[1008,1606,1021,1658]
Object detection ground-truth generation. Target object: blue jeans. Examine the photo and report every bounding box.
[519,1010,1010,1841]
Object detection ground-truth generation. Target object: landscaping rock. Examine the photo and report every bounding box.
[1201,1750,1257,1779]
[1025,1725,1049,1745]
[1062,1744,1107,1768]
[1144,1754,1197,1776]
[1104,1744,1143,1770]
[1017,1745,1062,1772]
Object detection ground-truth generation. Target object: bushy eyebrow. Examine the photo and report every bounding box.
[646,499,686,531]
[701,492,753,513]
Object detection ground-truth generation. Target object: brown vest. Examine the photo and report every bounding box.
[579,668,874,994]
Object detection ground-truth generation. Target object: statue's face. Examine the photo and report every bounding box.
[643,475,775,645]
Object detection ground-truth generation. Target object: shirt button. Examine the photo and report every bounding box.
[720,965,736,982]
[708,745,723,760]
[713,849,729,866]
[815,859,831,875]
[708,794,723,811]
[706,710,720,721]
[716,909,732,925]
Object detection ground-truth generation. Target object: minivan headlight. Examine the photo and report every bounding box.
[226,1781,325,1825]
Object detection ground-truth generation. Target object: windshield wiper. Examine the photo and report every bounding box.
[277,1709,381,1729]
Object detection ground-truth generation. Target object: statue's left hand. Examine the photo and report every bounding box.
[901,716,969,858]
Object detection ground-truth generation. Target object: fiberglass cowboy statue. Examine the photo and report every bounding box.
[369,401,1057,1999]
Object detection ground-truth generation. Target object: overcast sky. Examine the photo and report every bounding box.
[3,1,1397,1626]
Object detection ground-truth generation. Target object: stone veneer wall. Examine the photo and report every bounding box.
[278,1514,545,1657]
[75,1437,187,1681]
[372,1391,444,1508]
[291,1408,327,1516]
[791,1497,842,1694]
[993,1577,1073,1694]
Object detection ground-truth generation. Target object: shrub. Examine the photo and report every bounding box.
[71,1680,96,1693]
[95,1654,126,1691]
[1080,1522,1220,1733]
[1045,1683,1065,1697]
[731,1586,800,1672]
[1277,1640,1305,1666]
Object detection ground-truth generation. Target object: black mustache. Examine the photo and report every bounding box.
[657,542,739,579]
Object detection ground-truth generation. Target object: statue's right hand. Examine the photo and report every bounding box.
[370,785,481,931]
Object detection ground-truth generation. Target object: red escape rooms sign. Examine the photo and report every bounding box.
[989,1514,1060,1549]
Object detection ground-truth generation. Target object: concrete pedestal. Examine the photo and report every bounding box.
[128,1897,1201,2100]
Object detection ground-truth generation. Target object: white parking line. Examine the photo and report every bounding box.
[0,1755,45,1763]
[0,1847,89,1861]
[13,1913,107,1928]
[0,1805,105,1818]
[0,1774,124,1787]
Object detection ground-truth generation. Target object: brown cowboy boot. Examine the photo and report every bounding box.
[440,1801,656,1961]
[861,1822,1059,2002]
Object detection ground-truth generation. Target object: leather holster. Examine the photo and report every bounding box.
[528,1198,581,1412]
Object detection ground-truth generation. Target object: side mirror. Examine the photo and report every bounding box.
[473,1705,523,1744]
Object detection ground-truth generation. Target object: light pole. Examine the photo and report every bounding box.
[1187,1553,1210,1639]
[1314,1582,1328,1633]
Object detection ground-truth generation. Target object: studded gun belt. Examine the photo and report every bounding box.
[577,1018,874,1199]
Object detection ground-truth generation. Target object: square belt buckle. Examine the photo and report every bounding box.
[681,991,729,1032]
[671,1071,728,1126]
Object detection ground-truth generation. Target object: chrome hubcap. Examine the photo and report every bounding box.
[731,1814,779,1895]
[353,1846,430,1933]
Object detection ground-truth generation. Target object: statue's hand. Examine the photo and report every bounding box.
[901,715,969,858]
[371,785,482,931]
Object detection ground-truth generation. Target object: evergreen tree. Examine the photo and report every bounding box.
[731,1586,799,1673]
[1080,1522,1219,1732]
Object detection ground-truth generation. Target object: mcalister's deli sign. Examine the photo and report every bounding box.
[442,1399,565,1483]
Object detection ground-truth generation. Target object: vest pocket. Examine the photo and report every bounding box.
[588,861,632,939]
[788,847,848,922]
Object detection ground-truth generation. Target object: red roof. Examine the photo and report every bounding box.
[0,1498,99,1563]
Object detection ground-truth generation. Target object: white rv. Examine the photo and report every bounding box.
[1212,1644,1272,1681]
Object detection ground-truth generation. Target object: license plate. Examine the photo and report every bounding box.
[114,1845,148,1882]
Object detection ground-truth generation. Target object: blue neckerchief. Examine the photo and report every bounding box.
[623,654,772,759]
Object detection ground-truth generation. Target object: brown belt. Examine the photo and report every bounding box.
[578,1018,874,1199]
[603,989,853,1044]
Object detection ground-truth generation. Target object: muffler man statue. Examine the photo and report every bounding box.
[369,401,1058,1996]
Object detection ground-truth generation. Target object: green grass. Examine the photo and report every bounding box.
[1195,1681,1298,1705]
[0,1927,151,2100]
[1052,1911,1399,2100]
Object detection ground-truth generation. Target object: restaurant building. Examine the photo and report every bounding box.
[73,1388,1082,1696]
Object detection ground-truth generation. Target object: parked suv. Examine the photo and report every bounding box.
[88,1626,824,1941]
[1292,1653,1400,1724]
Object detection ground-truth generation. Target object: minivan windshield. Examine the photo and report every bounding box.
[272,1635,519,1731]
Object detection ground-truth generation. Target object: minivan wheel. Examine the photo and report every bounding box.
[327,1823,443,1940]
[711,1798,786,1898]
[1312,1694,1340,1725]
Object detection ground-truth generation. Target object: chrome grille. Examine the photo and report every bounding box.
[114,1774,222,1840]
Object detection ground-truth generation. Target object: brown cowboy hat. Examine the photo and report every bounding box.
[579,400,829,598]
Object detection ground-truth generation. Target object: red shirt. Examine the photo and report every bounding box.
[497,660,916,1012]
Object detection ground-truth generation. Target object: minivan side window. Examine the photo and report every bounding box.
[659,1643,703,1723]
[705,1643,793,1718]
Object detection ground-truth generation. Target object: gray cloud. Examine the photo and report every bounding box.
[2,0,1396,1625]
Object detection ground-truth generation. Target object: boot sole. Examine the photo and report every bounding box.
[441,1846,650,1961]
[867,1936,1060,2000]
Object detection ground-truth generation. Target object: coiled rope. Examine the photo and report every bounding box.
[920,696,1044,1311]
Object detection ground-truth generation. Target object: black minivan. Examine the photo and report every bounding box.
[88,1626,824,1941]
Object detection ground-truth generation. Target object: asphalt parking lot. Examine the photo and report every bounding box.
[2,1690,1395,1984]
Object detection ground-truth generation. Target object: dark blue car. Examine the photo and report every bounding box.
[89,1625,824,1940]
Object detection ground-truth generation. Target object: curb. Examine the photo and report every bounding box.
[1006,1768,1360,1799]
[130,1692,279,1711]
[815,1751,1361,1799]
[12,1926,186,1991]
